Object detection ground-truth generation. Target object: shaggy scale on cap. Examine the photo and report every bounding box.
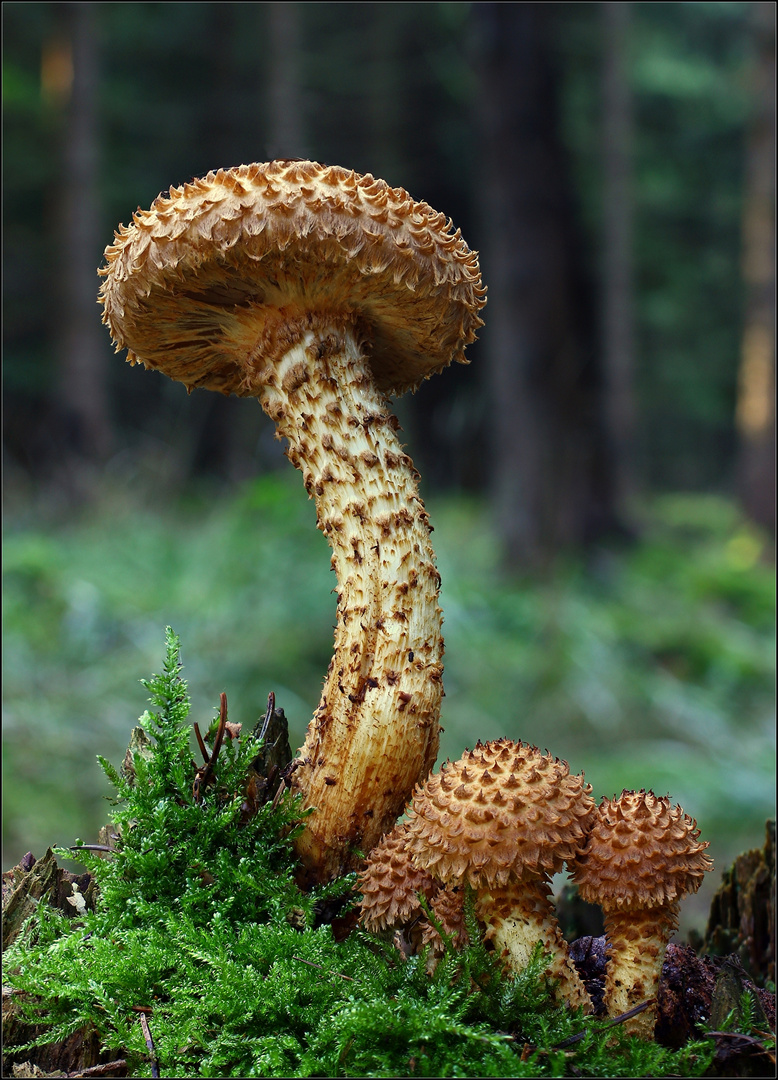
[421,886,468,955]
[356,823,439,933]
[404,738,596,887]
[574,789,712,911]
[99,160,485,398]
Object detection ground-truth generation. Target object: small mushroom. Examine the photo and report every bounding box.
[356,822,440,934]
[357,821,466,969]
[404,738,596,1010]
[572,789,713,1038]
[99,161,485,884]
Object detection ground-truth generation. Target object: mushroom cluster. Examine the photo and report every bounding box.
[359,739,596,1010]
[99,160,486,885]
[358,745,713,1034]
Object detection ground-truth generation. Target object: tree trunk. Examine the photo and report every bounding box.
[736,2,775,535]
[265,1,306,160]
[55,2,112,469]
[601,2,637,512]
[473,3,619,570]
[366,3,403,183]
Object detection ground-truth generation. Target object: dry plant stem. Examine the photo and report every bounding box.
[258,315,443,882]
[480,877,593,1012]
[602,903,679,1038]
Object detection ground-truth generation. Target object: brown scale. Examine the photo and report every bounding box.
[405,740,595,889]
[421,886,469,955]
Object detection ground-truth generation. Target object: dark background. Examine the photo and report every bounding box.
[5,1,774,532]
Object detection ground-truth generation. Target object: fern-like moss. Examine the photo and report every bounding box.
[4,629,719,1078]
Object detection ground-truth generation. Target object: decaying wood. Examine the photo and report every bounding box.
[570,938,775,1073]
[704,819,775,986]
[2,986,123,1078]
[2,850,98,952]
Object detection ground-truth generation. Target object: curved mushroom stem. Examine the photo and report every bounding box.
[602,902,679,1038]
[479,877,593,1012]
[255,313,443,883]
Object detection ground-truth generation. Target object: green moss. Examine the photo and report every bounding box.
[4,630,718,1077]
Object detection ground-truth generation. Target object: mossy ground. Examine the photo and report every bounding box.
[3,630,728,1077]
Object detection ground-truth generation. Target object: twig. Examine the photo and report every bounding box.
[271,778,286,809]
[193,722,210,764]
[553,999,655,1049]
[139,1011,160,1078]
[706,1029,775,1047]
[518,998,656,1055]
[211,693,228,762]
[192,692,229,803]
[292,955,356,981]
[68,1060,129,1077]
[70,844,114,853]
[258,692,276,743]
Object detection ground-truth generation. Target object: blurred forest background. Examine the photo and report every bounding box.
[3,1,775,931]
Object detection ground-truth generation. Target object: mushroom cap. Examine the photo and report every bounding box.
[356,822,439,933]
[573,789,713,911]
[99,160,486,398]
[404,738,596,888]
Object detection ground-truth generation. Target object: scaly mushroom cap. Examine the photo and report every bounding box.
[405,739,596,888]
[356,823,439,933]
[99,160,486,397]
[574,789,713,911]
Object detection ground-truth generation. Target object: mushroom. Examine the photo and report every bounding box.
[357,821,466,968]
[356,822,440,934]
[404,738,596,1010]
[572,789,713,1038]
[99,160,485,884]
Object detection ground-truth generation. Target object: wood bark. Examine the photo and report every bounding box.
[473,3,620,570]
[55,2,112,468]
[735,2,776,535]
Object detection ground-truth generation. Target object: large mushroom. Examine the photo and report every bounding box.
[99,160,485,884]
[572,789,713,1037]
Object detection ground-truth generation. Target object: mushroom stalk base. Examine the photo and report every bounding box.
[480,879,593,1012]
[603,904,679,1038]
[256,316,443,883]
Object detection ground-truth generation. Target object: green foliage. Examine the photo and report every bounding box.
[70,628,309,934]
[5,631,718,1078]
